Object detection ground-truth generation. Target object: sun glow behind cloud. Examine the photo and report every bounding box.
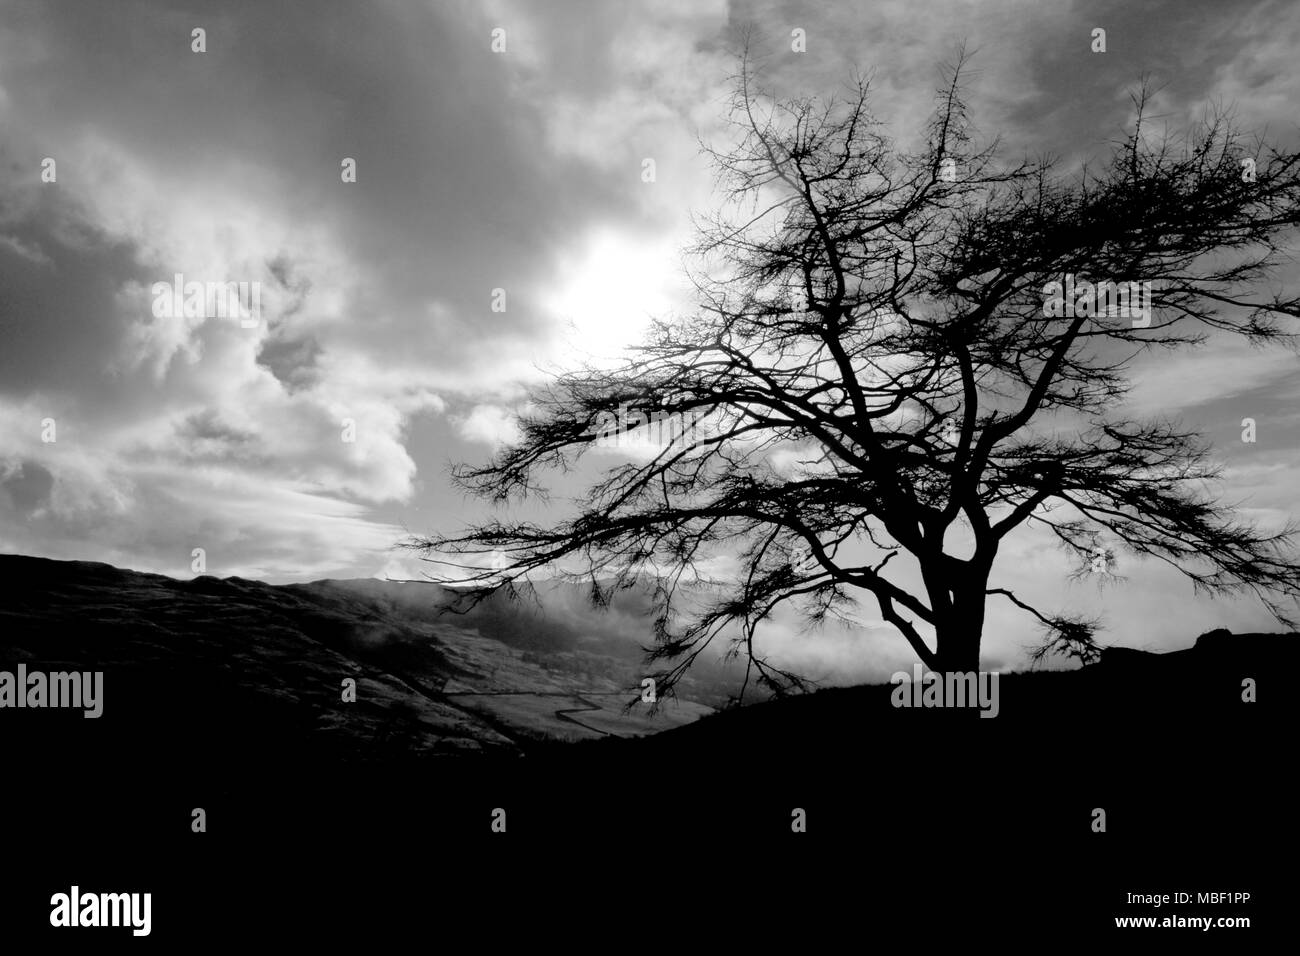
[544,226,686,366]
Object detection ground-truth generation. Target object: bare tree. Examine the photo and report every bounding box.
[410,48,1300,700]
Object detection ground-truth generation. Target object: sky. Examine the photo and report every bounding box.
[2,0,1299,678]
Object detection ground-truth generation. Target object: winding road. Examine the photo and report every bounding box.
[440,688,635,736]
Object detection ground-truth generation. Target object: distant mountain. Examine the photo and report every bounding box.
[0,554,738,769]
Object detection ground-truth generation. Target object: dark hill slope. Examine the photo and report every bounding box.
[0,554,518,763]
[590,630,1297,767]
[0,554,733,769]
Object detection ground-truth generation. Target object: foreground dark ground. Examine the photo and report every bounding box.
[1,554,1292,942]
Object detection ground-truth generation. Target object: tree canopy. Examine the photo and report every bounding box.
[411,48,1300,700]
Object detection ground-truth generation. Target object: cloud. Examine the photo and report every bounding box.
[0,0,701,579]
[1121,339,1300,417]
[456,404,523,449]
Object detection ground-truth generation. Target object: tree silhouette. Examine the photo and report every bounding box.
[412,48,1300,698]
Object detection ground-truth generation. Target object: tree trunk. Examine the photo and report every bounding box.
[934,623,982,674]
[933,576,987,674]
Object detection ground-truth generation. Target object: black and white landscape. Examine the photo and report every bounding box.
[1,0,1298,944]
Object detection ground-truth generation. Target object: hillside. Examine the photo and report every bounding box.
[0,554,734,767]
[3,551,1295,896]
[604,628,1298,762]
[3,552,1295,780]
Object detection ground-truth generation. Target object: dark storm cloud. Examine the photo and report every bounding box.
[1,0,641,380]
[0,0,689,578]
[0,186,147,398]
[256,332,323,393]
[0,460,54,516]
